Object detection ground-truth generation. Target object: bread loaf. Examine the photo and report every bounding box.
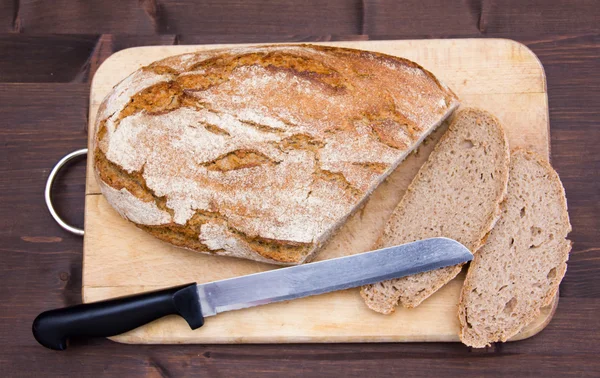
[93,44,459,265]
[458,149,572,348]
[361,108,510,312]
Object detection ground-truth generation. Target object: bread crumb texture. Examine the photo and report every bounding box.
[94,44,458,264]
[458,149,572,348]
[361,108,510,312]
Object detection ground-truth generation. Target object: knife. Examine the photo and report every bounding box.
[32,237,472,350]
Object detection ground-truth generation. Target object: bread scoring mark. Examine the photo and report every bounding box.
[274,133,363,199]
[142,65,180,76]
[194,211,314,263]
[114,82,221,128]
[95,148,174,217]
[180,96,221,114]
[351,161,389,174]
[187,51,336,76]
[361,108,423,151]
[200,149,279,172]
[367,119,410,150]
[99,182,172,226]
[98,70,174,125]
[309,44,423,71]
[279,133,325,152]
[176,73,229,92]
[97,120,108,142]
[201,122,230,136]
[239,119,286,134]
[185,51,346,92]
[139,207,312,262]
[118,81,183,121]
[229,227,313,263]
[264,65,348,93]
[137,209,223,253]
[308,44,457,104]
[271,132,363,198]
[137,224,215,253]
[314,165,363,199]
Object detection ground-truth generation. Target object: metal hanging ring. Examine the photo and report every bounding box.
[44,148,88,236]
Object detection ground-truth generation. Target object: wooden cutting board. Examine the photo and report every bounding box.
[83,39,556,344]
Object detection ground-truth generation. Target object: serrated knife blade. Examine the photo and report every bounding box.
[197,237,472,316]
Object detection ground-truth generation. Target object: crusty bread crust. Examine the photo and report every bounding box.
[361,108,510,312]
[94,44,459,265]
[458,149,572,348]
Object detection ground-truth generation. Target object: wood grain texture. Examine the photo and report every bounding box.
[0,0,599,375]
[0,34,99,82]
[0,300,598,376]
[14,0,362,34]
[0,84,89,352]
[0,0,15,32]
[11,0,600,37]
[81,39,554,344]
[527,34,600,299]
[364,0,600,37]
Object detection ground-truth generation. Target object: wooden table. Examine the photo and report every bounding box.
[1,1,598,376]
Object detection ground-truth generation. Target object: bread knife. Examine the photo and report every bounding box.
[32,237,472,350]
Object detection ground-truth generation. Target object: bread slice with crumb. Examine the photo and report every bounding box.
[360,108,510,313]
[458,149,572,348]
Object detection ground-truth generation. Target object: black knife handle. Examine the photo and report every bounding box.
[32,283,203,350]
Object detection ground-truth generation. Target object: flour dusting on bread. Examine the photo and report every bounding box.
[94,44,459,264]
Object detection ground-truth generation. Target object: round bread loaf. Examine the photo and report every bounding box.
[93,44,459,265]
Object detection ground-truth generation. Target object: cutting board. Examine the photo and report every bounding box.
[83,39,556,344]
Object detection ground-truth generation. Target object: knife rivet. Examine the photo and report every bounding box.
[59,272,69,281]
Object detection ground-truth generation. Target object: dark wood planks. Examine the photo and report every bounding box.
[364,0,600,37]
[0,34,179,83]
[14,0,363,34]
[528,33,600,298]
[0,0,599,376]
[0,35,98,82]
[12,1,600,36]
[0,84,89,358]
[523,34,600,298]
[0,0,15,32]
[0,84,88,268]
[1,300,599,376]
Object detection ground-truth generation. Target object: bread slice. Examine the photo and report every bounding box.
[360,108,510,313]
[93,44,459,265]
[458,149,572,348]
